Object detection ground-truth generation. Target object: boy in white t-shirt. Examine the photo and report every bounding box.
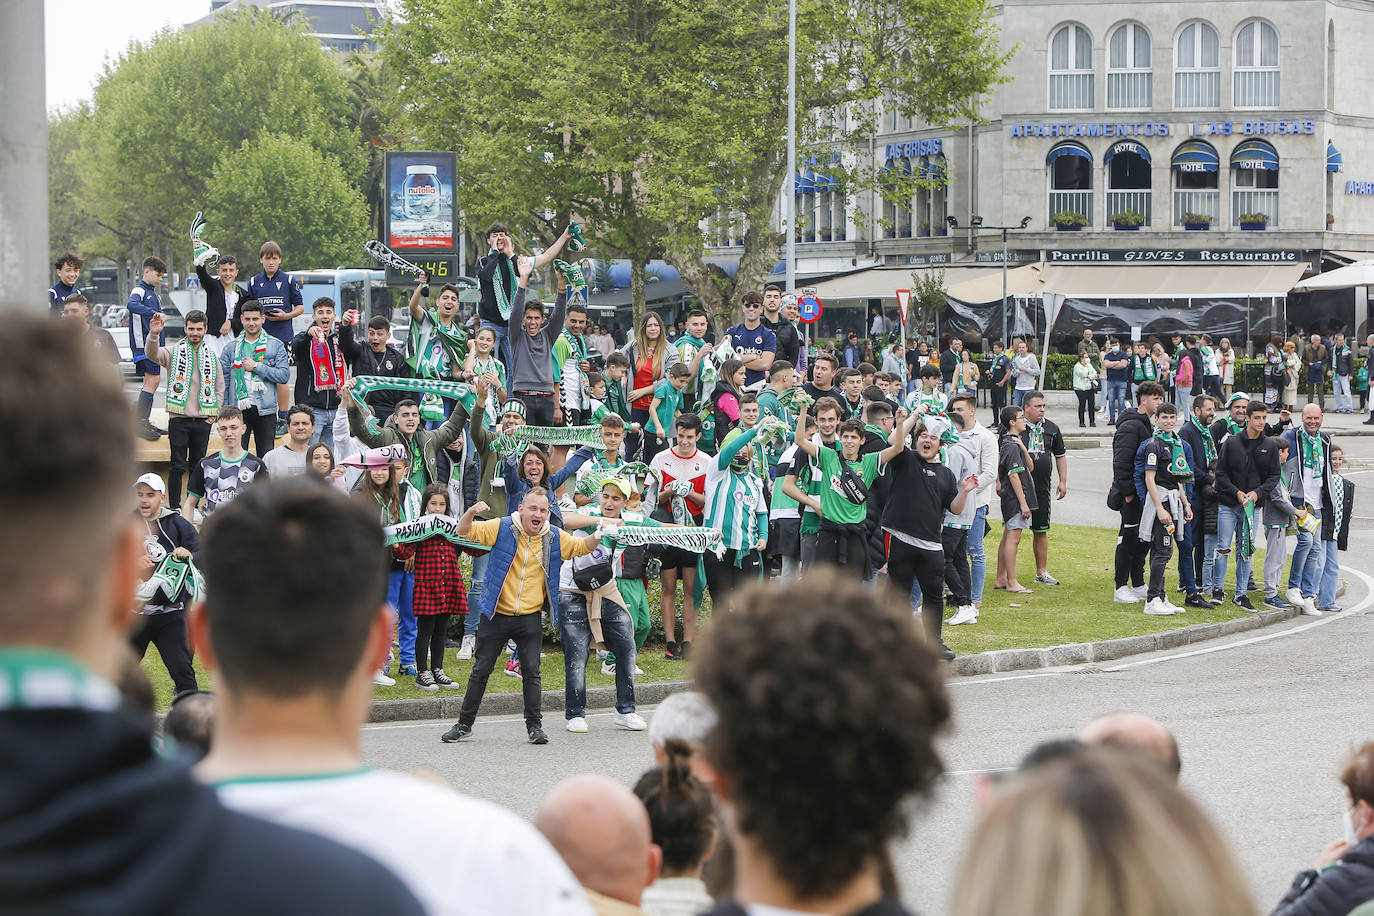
[193,477,592,916]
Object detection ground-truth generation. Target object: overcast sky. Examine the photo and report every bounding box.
[45,0,207,112]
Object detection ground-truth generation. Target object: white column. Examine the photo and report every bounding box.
[0,0,48,310]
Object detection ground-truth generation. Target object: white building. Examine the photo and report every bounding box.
[718,0,1374,346]
[187,0,384,53]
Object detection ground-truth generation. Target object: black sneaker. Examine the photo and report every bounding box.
[528,726,549,745]
[680,640,692,660]
[415,671,438,692]
[1232,594,1256,611]
[1184,593,1216,609]
[440,723,471,743]
[1211,588,1225,603]
[432,668,459,689]
[664,641,681,661]
[1363,417,1374,425]
[938,642,956,661]
[1246,578,1258,592]
[137,420,163,441]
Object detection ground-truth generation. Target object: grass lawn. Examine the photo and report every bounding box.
[139,523,1273,709]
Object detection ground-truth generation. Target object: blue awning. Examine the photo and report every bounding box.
[880,158,913,178]
[1105,140,1151,165]
[1328,141,1343,173]
[1231,139,1279,171]
[813,172,840,192]
[793,171,816,193]
[1171,140,1219,172]
[1046,141,1093,165]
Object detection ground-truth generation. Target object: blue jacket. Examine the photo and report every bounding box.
[127,281,163,359]
[501,446,593,527]
[1133,436,1195,504]
[219,333,290,415]
[477,515,563,620]
[247,271,302,345]
[49,280,78,316]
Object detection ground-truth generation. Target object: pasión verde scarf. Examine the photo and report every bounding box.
[166,338,220,415]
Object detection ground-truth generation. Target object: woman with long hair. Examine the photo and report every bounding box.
[1218,337,1235,399]
[500,442,592,529]
[622,313,680,458]
[1283,339,1302,410]
[306,442,348,489]
[703,358,746,453]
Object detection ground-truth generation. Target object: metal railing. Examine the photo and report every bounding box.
[1050,72,1093,110]
[1232,189,1278,226]
[1234,69,1280,107]
[1107,71,1151,109]
[1106,190,1151,225]
[1174,70,1220,108]
[1048,190,1093,225]
[1173,190,1219,225]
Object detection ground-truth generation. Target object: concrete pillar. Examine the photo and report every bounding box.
[0,0,48,310]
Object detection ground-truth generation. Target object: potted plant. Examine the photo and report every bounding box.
[1051,211,1088,231]
[1239,212,1268,231]
[1182,213,1212,231]
[1111,210,1145,231]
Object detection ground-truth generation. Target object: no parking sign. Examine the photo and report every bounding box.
[798,294,823,324]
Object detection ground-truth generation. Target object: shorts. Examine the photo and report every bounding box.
[1003,512,1031,530]
[658,544,700,572]
[135,357,161,377]
[1030,489,1052,533]
[768,517,801,558]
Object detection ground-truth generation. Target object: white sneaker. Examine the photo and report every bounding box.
[601,660,616,676]
[1163,597,1185,614]
[1114,586,1144,604]
[633,665,645,675]
[1301,597,1323,617]
[1144,597,1173,616]
[504,640,516,656]
[1130,584,1149,601]
[947,605,979,626]
[1286,587,1305,608]
[372,670,396,686]
[457,635,475,660]
[614,712,648,731]
[566,717,589,733]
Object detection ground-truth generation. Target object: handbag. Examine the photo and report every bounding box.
[571,543,616,590]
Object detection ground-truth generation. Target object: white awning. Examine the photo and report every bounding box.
[944,264,1044,303]
[1039,263,1305,299]
[806,265,997,300]
[1293,260,1374,291]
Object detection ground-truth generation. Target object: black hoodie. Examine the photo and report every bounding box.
[1272,834,1374,916]
[0,706,424,915]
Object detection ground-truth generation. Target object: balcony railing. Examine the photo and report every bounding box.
[1234,70,1280,107]
[1049,190,1093,226]
[1107,190,1151,225]
[1050,72,1093,110]
[1173,190,1219,226]
[1232,189,1278,226]
[1174,70,1220,108]
[1107,71,1151,109]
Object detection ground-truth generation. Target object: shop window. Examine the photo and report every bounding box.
[1174,21,1220,108]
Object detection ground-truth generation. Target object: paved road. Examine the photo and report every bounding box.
[362,429,1374,913]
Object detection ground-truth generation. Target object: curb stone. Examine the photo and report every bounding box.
[366,607,1301,724]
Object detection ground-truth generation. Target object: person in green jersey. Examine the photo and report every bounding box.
[794,405,884,579]
[783,396,843,570]
[754,360,796,470]
[769,413,816,579]
[574,414,630,507]
[700,425,769,612]
[674,309,715,408]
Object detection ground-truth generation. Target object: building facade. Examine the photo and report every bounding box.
[187,0,384,52]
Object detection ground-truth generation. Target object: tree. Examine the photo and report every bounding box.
[908,268,947,341]
[77,8,364,275]
[204,136,370,269]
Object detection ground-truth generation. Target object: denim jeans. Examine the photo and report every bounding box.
[1201,532,1217,591]
[1289,507,1324,597]
[1318,540,1341,608]
[1106,380,1128,423]
[559,591,637,718]
[968,505,988,604]
[1013,387,1030,407]
[464,553,489,636]
[1212,504,1253,598]
[388,569,416,666]
[1335,375,1352,411]
[481,320,511,369]
[309,407,336,447]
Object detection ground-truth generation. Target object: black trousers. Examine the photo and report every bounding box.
[814,522,871,578]
[1146,524,1174,600]
[242,406,277,458]
[167,417,212,509]
[1075,389,1097,426]
[130,609,197,696]
[415,613,450,672]
[1114,497,1148,588]
[702,548,762,612]
[990,383,1007,425]
[941,527,972,606]
[515,392,556,427]
[457,612,545,729]
[886,537,947,647]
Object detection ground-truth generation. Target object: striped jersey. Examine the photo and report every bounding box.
[703,454,768,551]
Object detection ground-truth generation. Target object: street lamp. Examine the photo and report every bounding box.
[947,215,1032,345]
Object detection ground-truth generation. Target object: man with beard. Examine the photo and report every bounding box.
[761,283,801,368]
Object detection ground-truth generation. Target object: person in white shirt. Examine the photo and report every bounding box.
[1009,338,1041,407]
[948,393,997,609]
[192,477,592,916]
[262,406,315,478]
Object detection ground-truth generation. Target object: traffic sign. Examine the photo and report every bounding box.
[798,294,823,324]
[895,288,910,330]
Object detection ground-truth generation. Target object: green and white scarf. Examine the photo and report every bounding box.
[579,461,657,497]
[1240,502,1256,559]
[1190,415,1218,464]
[0,649,121,712]
[777,386,815,413]
[408,310,468,379]
[134,554,202,606]
[232,333,269,406]
[1226,416,1244,438]
[1333,474,1346,536]
[601,523,723,556]
[1026,420,1045,456]
[1299,429,1325,479]
[560,328,589,362]
[383,513,490,553]
[697,338,738,396]
[490,252,518,320]
[352,375,478,423]
[490,424,607,454]
[1153,427,1194,482]
[166,338,220,415]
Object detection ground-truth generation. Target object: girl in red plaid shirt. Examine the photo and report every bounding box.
[393,484,484,691]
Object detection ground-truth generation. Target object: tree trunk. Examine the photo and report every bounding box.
[630,259,646,330]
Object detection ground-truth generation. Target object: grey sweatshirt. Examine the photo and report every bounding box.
[506,288,565,393]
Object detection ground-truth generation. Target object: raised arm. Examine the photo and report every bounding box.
[531,227,572,270]
[407,276,429,323]
[794,404,817,457]
[717,425,759,471]
[880,410,919,466]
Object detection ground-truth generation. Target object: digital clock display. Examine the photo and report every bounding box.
[385,256,460,286]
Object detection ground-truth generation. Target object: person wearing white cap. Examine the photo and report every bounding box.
[133,473,201,695]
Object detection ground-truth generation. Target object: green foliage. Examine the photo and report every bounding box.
[204,135,370,268]
[1238,213,1269,225]
[909,269,947,337]
[1181,213,1213,225]
[1111,210,1145,227]
[1050,210,1088,227]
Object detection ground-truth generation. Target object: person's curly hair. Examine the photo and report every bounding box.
[693,568,950,898]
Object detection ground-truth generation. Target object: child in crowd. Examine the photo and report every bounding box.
[1318,446,1354,612]
[647,363,692,464]
[906,363,946,416]
[1135,403,1194,616]
[247,241,304,434]
[1261,437,1297,611]
[575,414,630,507]
[633,738,717,916]
[463,326,507,425]
[392,484,481,692]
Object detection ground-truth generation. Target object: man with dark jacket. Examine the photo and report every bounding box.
[762,283,802,368]
[341,312,410,423]
[939,337,963,392]
[0,314,424,916]
[1304,333,1331,410]
[1212,400,1281,610]
[1281,406,1335,615]
[132,473,201,695]
[1211,392,1292,448]
[289,297,347,445]
[1178,394,1219,608]
[1111,381,1164,604]
[1271,741,1374,916]
[196,254,250,342]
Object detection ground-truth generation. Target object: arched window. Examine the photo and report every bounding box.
[1049,24,1093,110]
[1047,141,1093,226]
[1170,140,1219,226]
[1105,141,1151,226]
[1235,20,1279,107]
[1174,21,1220,108]
[928,156,948,235]
[1231,139,1278,227]
[1107,23,1151,109]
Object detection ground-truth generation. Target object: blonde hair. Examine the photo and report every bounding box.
[952,747,1254,916]
[1283,340,1297,353]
